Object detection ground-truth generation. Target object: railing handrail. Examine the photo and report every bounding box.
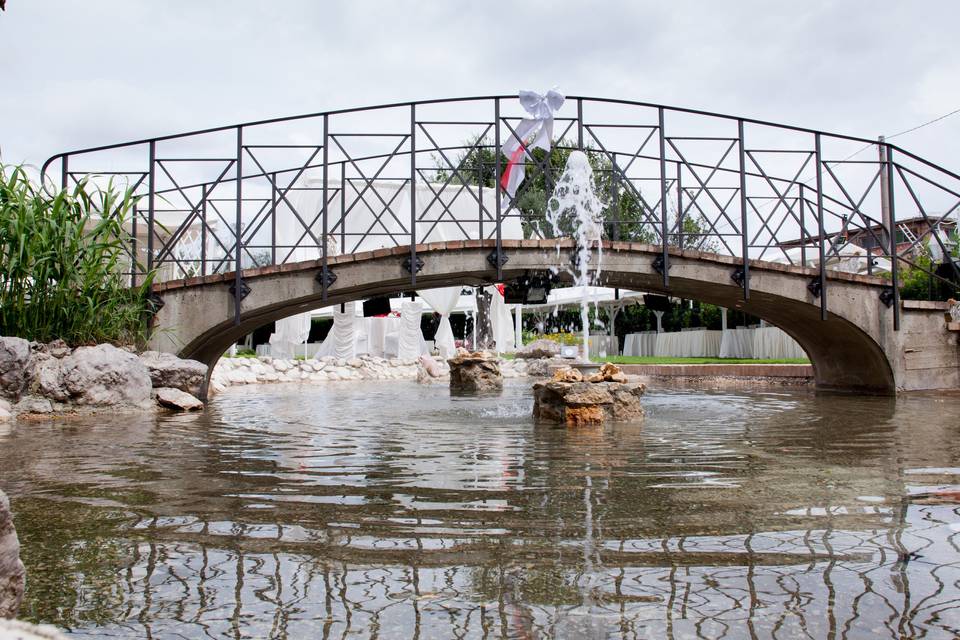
[43,94,960,184]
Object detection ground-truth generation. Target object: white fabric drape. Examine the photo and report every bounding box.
[623,331,658,357]
[397,300,426,360]
[418,287,461,358]
[719,327,755,359]
[719,327,806,359]
[753,327,807,359]
[314,302,358,360]
[486,286,516,352]
[653,329,722,358]
[269,312,312,359]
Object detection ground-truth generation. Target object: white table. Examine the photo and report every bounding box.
[623,332,658,357]
[654,329,722,358]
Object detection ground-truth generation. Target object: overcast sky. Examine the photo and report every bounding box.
[2,1,959,171]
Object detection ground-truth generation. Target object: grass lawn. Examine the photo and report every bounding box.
[593,356,811,365]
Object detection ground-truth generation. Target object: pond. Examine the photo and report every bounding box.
[1,381,959,639]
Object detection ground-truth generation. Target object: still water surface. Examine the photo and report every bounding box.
[1,381,959,639]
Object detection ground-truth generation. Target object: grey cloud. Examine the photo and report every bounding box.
[1,0,959,169]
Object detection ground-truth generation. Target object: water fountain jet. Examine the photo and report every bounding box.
[532,150,645,426]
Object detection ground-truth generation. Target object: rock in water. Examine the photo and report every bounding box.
[139,352,207,397]
[0,490,25,620]
[533,366,645,426]
[515,339,561,359]
[0,338,30,402]
[447,349,503,394]
[155,387,204,411]
[61,344,153,407]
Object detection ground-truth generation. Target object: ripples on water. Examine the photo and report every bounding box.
[1,381,959,639]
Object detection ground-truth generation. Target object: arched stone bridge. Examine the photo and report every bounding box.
[149,239,959,396]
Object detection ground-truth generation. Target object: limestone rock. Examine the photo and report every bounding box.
[587,362,628,384]
[552,366,583,383]
[525,358,551,377]
[563,382,614,406]
[515,338,561,359]
[13,396,53,415]
[0,400,9,422]
[155,387,204,411]
[45,339,71,359]
[0,490,25,619]
[0,338,30,401]
[139,351,207,396]
[533,379,645,426]
[448,349,503,394]
[31,357,69,402]
[61,344,152,407]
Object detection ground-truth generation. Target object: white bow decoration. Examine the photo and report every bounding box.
[500,88,565,197]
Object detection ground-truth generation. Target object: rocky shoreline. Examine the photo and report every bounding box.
[0,337,207,420]
[210,353,537,393]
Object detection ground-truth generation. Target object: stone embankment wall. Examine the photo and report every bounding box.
[210,355,536,393]
[0,336,208,419]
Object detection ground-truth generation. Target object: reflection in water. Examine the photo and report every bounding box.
[1,382,959,638]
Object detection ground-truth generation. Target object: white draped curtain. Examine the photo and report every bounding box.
[397,300,427,360]
[418,287,461,358]
[486,285,516,353]
[268,311,312,359]
[314,301,358,360]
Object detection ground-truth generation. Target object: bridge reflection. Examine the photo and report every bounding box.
[3,384,959,638]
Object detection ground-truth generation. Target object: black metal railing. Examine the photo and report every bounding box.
[42,96,960,328]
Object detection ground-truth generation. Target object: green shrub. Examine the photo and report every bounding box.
[0,165,155,345]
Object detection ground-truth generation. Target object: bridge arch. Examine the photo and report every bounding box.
[151,241,897,395]
[43,95,959,395]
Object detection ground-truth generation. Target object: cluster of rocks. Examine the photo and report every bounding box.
[0,337,207,420]
[533,363,646,427]
[210,353,536,392]
[447,349,504,394]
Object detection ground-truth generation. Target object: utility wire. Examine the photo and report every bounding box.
[839,105,960,163]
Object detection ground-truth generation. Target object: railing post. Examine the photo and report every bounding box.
[886,144,900,331]
[478,172,484,240]
[131,207,138,287]
[234,126,243,324]
[321,114,329,301]
[409,103,417,287]
[270,172,277,266]
[799,184,806,266]
[737,119,750,300]
[494,98,503,281]
[200,184,208,276]
[147,141,156,275]
[657,107,669,288]
[577,98,584,149]
[814,133,827,321]
[60,155,68,191]
[676,160,683,249]
[340,162,346,254]
[611,153,620,242]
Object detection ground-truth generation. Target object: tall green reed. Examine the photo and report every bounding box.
[0,164,155,345]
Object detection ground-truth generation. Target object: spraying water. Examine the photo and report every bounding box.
[545,151,606,360]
